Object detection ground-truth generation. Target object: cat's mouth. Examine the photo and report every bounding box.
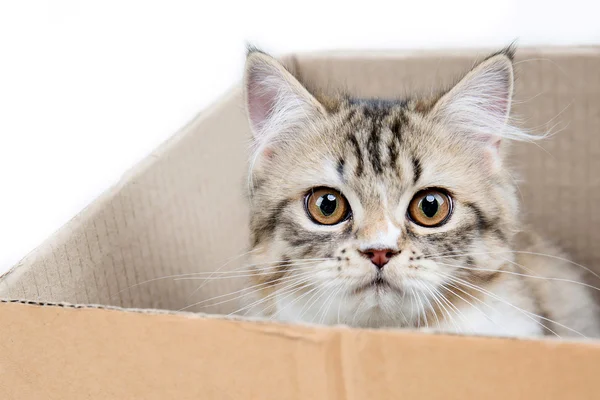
[354,275,401,295]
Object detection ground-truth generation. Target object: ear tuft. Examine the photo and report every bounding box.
[487,42,517,63]
[245,43,266,57]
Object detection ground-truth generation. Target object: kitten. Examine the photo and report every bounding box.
[239,46,600,338]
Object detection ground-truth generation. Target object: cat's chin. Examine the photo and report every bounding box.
[344,305,409,329]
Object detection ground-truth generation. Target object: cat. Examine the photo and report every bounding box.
[238,46,600,338]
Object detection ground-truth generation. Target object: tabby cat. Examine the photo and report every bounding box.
[239,46,600,338]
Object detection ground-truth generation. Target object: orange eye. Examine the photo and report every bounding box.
[408,189,452,227]
[305,188,350,225]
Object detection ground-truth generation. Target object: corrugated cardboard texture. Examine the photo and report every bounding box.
[1,47,599,316]
[1,301,599,400]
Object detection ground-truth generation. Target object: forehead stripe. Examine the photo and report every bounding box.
[367,120,383,174]
[347,134,364,177]
[411,155,422,184]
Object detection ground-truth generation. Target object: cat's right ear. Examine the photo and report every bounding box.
[244,49,326,156]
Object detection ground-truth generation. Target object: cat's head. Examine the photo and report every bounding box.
[242,47,530,327]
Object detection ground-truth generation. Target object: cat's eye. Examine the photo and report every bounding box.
[305,187,350,225]
[408,189,452,227]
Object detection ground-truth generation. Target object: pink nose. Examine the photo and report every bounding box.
[360,249,398,269]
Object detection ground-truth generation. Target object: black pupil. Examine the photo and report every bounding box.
[318,194,338,216]
[421,194,439,218]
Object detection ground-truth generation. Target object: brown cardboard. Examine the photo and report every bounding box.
[2,301,600,400]
[1,47,600,398]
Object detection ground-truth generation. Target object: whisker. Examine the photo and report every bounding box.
[233,275,316,317]
[119,253,325,296]
[443,275,547,336]
[119,272,214,294]
[185,247,263,297]
[187,256,333,297]
[250,257,335,265]
[440,273,572,338]
[124,259,322,293]
[422,247,483,260]
[416,287,429,328]
[295,275,344,322]
[180,270,316,312]
[173,262,325,281]
[436,261,600,293]
[262,278,319,317]
[270,282,322,320]
[441,282,506,334]
[309,284,339,324]
[318,285,344,325]
[429,250,600,283]
[300,284,334,322]
[415,282,432,328]
[298,285,331,320]
[208,257,335,276]
[432,285,465,332]
[200,276,314,315]
[443,281,494,313]
[351,292,369,326]
[323,286,345,324]
[420,283,454,330]
[416,282,442,328]
[409,288,419,328]
[337,288,346,324]
[385,288,409,325]
[398,289,409,324]
[497,256,537,275]
[432,284,468,332]
[187,257,336,276]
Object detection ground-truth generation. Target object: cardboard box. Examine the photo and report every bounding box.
[1,47,600,399]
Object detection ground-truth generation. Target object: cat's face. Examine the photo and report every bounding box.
[242,49,524,328]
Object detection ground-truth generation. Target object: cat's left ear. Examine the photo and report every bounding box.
[429,48,515,154]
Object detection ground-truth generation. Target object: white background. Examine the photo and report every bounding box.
[0,0,599,273]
